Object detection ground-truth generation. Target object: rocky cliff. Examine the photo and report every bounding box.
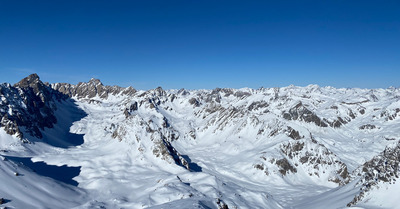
[1,74,399,208]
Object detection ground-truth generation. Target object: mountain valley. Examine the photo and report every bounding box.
[0,74,399,209]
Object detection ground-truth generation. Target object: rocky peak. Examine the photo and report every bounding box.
[14,73,44,91]
[52,77,136,99]
[154,86,165,97]
[88,78,103,86]
[1,74,62,139]
[18,73,40,84]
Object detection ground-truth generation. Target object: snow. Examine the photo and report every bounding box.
[0,154,88,208]
[0,128,21,151]
[1,84,400,208]
[357,181,400,209]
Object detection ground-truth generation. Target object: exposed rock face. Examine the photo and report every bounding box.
[359,124,377,130]
[216,198,229,209]
[380,108,400,121]
[154,138,191,171]
[248,101,269,111]
[275,158,297,175]
[253,135,350,185]
[52,78,136,99]
[1,74,400,208]
[328,116,348,128]
[205,88,222,103]
[286,126,302,140]
[348,142,400,206]
[0,74,63,138]
[124,102,138,118]
[283,102,328,127]
[281,137,350,185]
[189,98,201,107]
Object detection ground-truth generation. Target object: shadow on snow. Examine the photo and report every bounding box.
[4,156,80,186]
[181,155,202,172]
[38,99,87,148]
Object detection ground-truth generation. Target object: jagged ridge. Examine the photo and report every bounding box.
[1,74,400,208]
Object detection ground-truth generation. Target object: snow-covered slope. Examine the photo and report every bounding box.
[1,74,399,209]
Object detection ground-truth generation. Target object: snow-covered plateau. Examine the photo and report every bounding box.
[0,74,399,209]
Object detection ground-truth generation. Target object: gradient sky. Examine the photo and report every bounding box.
[0,0,399,90]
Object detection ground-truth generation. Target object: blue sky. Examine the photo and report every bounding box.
[0,0,399,89]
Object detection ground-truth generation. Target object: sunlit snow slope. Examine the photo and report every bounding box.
[1,74,400,209]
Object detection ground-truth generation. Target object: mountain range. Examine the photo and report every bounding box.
[0,74,399,209]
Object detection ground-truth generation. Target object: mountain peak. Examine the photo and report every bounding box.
[28,73,40,80]
[14,73,43,88]
[89,78,103,86]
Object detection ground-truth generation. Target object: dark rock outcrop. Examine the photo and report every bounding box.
[359,124,377,130]
[275,158,297,175]
[286,126,302,140]
[124,102,138,118]
[189,98,201,107]
[348,142,400,206]
[280,136,350,185]
[0,74,64,138]
[283,102,328,127]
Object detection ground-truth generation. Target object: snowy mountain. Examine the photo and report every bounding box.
[1,74,399,209]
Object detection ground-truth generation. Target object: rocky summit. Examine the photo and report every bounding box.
[0,74,399,209]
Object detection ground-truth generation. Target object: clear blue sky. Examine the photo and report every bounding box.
[0,0,399,89]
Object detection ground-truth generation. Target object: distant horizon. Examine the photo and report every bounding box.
[1,1,399,90]
[2,72,398,91]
